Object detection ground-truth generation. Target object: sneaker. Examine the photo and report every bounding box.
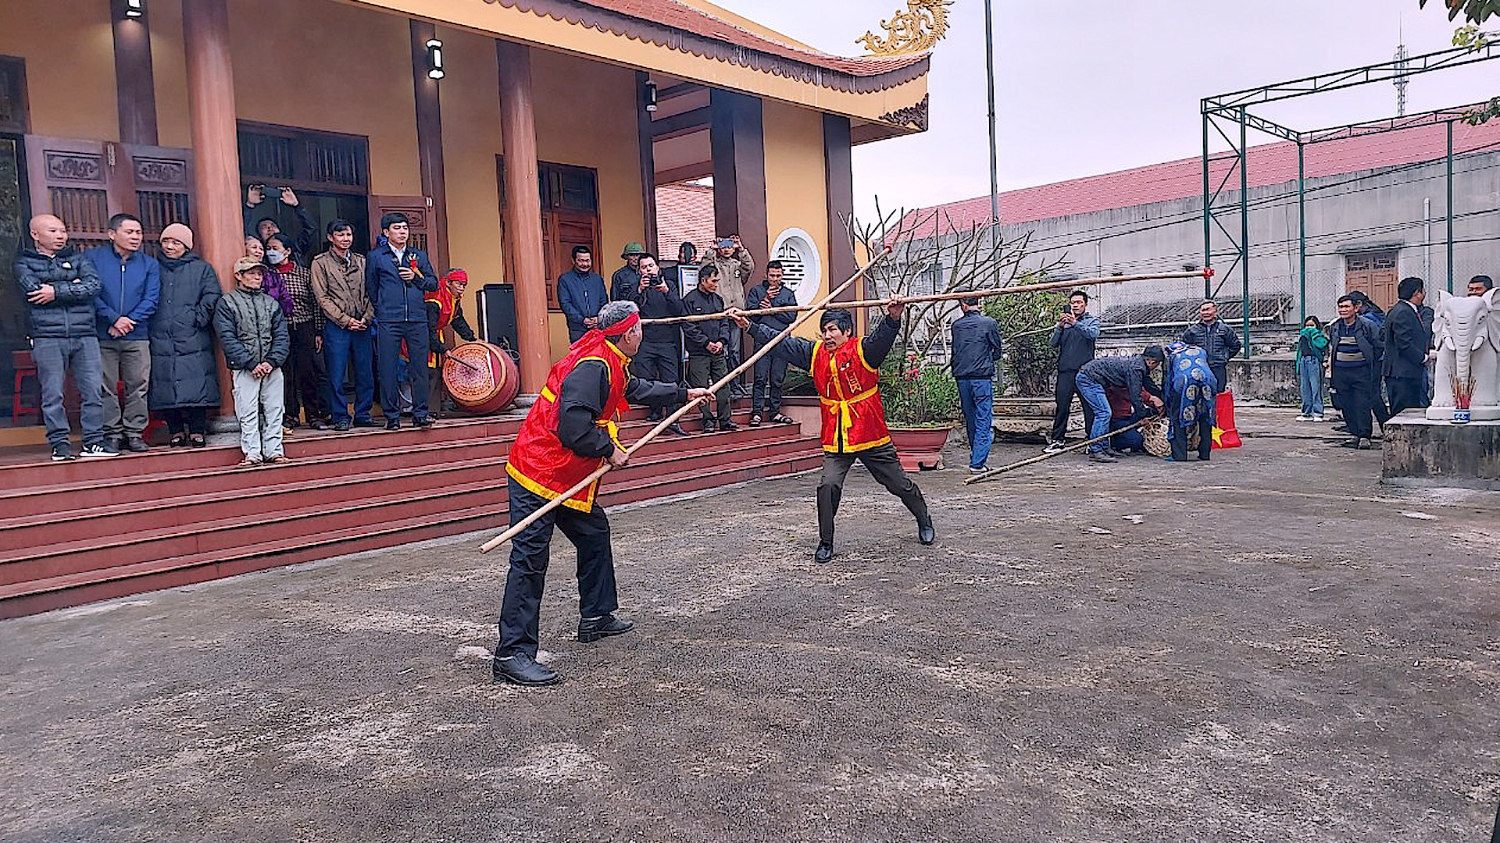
[50,443,75,462]
[1294,414,1311,421]
[333,421,351,432]
[1312,414,1326,422]
[414,415,435,428]
[1087,451,1117,463]
[1042,440,1066,454]
[968,465,988,475]
[79,442,120,458]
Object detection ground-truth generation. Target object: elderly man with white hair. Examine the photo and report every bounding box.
[495,300,717,687]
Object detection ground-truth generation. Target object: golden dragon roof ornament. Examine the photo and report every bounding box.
[857,0,953,56]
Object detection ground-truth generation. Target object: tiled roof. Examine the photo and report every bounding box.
[655,182,716,260]
[913,119,1500,232]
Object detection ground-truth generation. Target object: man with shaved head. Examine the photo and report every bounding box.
[13,215,117,460]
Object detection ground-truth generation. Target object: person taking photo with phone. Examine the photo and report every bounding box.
[1045,290,1100,453]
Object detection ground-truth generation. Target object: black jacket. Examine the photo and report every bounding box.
[614,275,685,345]
[425,300,476,355]
[681,287,729,353]
[949,311,1003,380]
[610,264,642,302]
[1181,319,1242,371]
[13,246,102,339]
[1381,300,1428,380]
[744,282,798,331]
[556,359,686,458]
[149,253,223,409]
[1078,354,1163,415]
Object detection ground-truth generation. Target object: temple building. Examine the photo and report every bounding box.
[0,0,937,435]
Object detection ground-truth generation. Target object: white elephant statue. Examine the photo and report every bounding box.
[1427,288,1500,420]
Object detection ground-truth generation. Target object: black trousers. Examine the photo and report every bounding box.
[1386,375,1426,416]
[1331,367,1374,438]
[377,319,430,418]
[285,321,329,423]
[158,407,207,436]
[752,355,789,416]
[1051,368,1094,442]
[497,477,618,659]
[634,341,680,420]
[1169,399,1213,461]
[817,443,930,544]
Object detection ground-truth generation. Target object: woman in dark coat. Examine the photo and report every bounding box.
[150,223,222,446]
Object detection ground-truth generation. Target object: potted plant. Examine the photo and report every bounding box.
[879,352,960,470]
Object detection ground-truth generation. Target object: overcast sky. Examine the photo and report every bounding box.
[712,0,1498,220]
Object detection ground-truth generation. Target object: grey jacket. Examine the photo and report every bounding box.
[1181,319,1242,371]
[13,246,102,339]
[214,287,290,371]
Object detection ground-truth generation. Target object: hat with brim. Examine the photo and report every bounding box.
[233,256,265,275]
[621,241,647,258]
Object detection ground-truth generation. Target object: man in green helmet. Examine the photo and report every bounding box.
[610,241,648,302]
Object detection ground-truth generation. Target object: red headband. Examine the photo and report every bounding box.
[601,312,640,337]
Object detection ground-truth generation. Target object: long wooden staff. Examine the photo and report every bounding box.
[478,247,893,553]
[963,414,1164,485]
[642,268,1214,325]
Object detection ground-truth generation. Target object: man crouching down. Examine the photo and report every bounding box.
[496,300,716,686]
[731,299,934,564]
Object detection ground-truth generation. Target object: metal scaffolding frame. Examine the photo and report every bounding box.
[1200,40,1500,356]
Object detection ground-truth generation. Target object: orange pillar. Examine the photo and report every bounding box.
[496,40,549,393]
[182,0,243,423]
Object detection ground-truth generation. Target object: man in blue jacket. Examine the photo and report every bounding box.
[85,213,159,453]
[949,297,1003,472]
[556,245,608,343]
[365,212,438,429]
[14,214,117,461]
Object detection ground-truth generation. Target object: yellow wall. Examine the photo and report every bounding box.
[761,100,831,340]
[0,0,117,140]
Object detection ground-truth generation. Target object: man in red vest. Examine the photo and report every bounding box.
[732,301,933,563]
[496,299,716,686]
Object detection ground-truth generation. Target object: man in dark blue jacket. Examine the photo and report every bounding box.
[949,297,1003,472]
[14,214,117,461]
[1180,299,1241,394]
[556,245,608,343]
[745,260,799,426]
[365,212,438,429]
[1382,277,1429,416]
[1076,348,1165,463]
[85,213,159,453]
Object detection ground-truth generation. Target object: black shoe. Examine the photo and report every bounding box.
[664,423,689,437]
[333,421,352,432]
[1088,451,1117,463]
[50,443,75,462]
[1332,424,1348,433]
[578,614,634,643]
[492,652,560,686]
[353,419,379,428]
[384,419,400,431]
[125,437,150,453]
[701,421,718,434]
[720,420,741,432]
[1338,438,1361,449]
[310,419,330,431]
[414,415,435,428]
[918,522,936,545]
[814,541,834,563]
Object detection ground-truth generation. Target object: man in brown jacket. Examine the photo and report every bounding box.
[310,219,376,430]
[708,234,755,398]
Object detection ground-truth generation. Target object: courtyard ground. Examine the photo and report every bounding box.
[2,407,1497,842]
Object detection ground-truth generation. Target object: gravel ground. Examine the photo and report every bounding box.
[2,408,1497,842]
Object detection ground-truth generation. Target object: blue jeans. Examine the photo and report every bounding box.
[32,336,105,447]
[957,377,995,468]
[1074,372,1112,452]
[1298,356,1324,416]
[324,323,375,424]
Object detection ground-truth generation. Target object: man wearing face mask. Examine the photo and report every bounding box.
[266,232,330,431]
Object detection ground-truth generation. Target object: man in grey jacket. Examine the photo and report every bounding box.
[14,215,116,461]
[1181,299,1242,392]
[215,257,292,466]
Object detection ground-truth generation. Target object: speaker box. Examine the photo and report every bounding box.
[476,283,520,364]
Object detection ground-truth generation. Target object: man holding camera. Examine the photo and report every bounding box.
[365,212,437,429]
[1046,290,1100,453]
[616,254,689,436]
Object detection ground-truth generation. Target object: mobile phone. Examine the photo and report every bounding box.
[1060,303,1071,314]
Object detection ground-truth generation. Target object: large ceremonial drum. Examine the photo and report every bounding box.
[443,342,521,414]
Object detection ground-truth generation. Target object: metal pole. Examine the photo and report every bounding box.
[982,0,1000,284]
[1297,141,1306,323]
[1201,109,1212,300]
[1239,107,1250,358]
[1446,119,1454,293]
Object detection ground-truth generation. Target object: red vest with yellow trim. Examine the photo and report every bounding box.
[812,337,891,453]
[505,344,629,512]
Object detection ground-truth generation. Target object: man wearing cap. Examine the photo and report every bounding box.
[1074,347,1165,464]
[610,241,647,303]
[495,300,716,686]
[557,245,608,344]
[709,235,754,398]
[730,301,934,565]
[214,256,291,466]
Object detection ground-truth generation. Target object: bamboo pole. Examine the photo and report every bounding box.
[963,414,1163,484]
[642,268,1215,326]
[478,247,893,553]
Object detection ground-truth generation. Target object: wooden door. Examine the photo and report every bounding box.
[25,136,192,254]
[121,143,192,255]
[540,211,599,310]
[1345,251,1399,311]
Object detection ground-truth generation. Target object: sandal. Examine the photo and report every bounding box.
[168,433,188,448]
[235,458,260,468]
[770,414,795,425]
[189,434,207,448]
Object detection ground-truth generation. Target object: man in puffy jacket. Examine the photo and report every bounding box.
[365,212,437,429]
[85,213,159,453]
[214,257,291,466]
[14,215,116,461]
[1180,299,1241,392]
